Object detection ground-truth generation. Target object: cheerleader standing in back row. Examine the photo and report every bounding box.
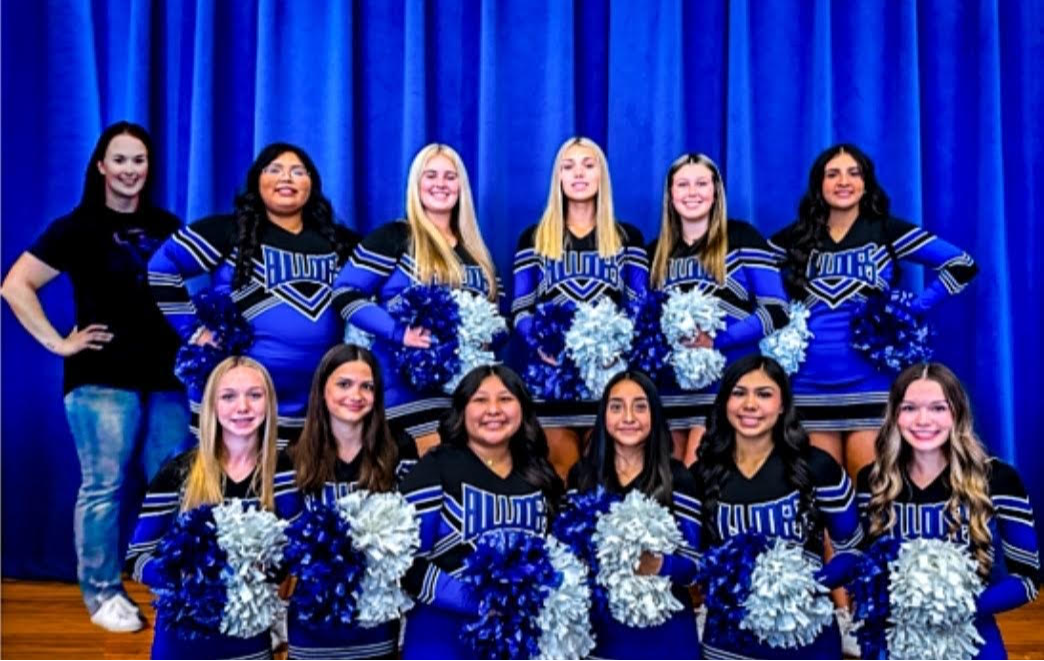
[569,371,702,659]
[125,357,301,659]
[770,144,977,477]
[331,144,500,454]
[397,365,563,659]
[693,355,864,659]
[648,153,789,464]
[148,143,358,448]
[856,363,1039,659]
[285,344,418,659]
[512,137,648,478]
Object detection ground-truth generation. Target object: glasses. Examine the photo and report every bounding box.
[262,164,310,179]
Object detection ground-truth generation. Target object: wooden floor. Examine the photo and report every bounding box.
[2,578,1043,659]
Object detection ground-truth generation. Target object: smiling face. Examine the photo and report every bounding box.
[897,378,954,455]
[671,162,716,223]
[215,365,268,443]
[324,360,375,426]
[464,375,523,449]
[559,144,601,203]
[96,133,149,207]
[821,151,865,212]
[605,379,652,451]
[258,150,312,217]
[418,152,461,216]
[725,369,783,443]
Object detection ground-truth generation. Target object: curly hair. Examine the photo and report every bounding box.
[781,143,897,299]
[231,142,352,289]
[865,363,994,577]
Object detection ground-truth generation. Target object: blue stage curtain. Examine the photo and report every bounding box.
[2,0,1040,579]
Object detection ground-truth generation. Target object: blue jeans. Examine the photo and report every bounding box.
[63,385,191,614]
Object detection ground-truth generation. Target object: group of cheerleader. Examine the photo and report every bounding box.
[125,349,1037,660]
[0,121,1031,660]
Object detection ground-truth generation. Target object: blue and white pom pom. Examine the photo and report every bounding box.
[661,288,727,390]
[338,490,420,627]
[851,289,934,372]
[536,537,596,660]
[174,288,254,396]
[444,289,508,393]
[389,285,462,391]
[283,500,367,627]
[459,530,594,659]
[551,487,619,613]
[759,301,813,375]
[523,302,584,401]
[739,538,833,648]
[211,500,289,638]
[565,299,635,399]
[886,538,984,660]
[847,536,901,659]
[593,490,684,627]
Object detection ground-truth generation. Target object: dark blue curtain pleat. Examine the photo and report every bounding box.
[2,0,1041,579]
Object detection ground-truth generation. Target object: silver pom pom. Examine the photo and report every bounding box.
[565,299,634,399]
[758,302,813,375]
[886,538,985,660]
[593,491,685,627]
[739,539,834,648]
[445,290,508,393]
[338,491,421,627]
[212,500,288,639]
[661,289,727,389]
[536,537,596,660]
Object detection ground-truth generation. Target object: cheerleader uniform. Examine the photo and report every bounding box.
[769,216,977,431]
[286,432,418,660]
[511,223,649,426]
[148,215,358,446]
[694,446,863,659]
[331,221,500,438]
[397,444,552,659]
[649,220,789,429]
[567,460,703,659]
[855,460,1040,659]
[125,450,302,660]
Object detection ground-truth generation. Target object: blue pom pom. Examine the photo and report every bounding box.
[174,288,254,397]
[847,536,902,659]
[151,505,229,639]
[626,291,674,385]
[389,285,462,391]
[523,302,585,401]
[551,487,619,614]
[283,501,368,627]
[458,530,558,659]
[699,532,772,650]
[851,289,934,372]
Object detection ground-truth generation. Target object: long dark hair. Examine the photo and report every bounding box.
[80,121,156,211]
[575,370,674,505]
[782,143,897,298]
[232,142,351,289]
[696,355,816,542]
[438,365,564,516]
[290,344,399,493]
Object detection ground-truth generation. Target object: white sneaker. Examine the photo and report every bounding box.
[836,607,861,658]
[90,595,145,633]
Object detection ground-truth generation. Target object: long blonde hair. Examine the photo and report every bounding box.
[183,356,279,512]
[866,363,994,576]
[534,137,622,259]
[650,153,728,287]
[404,144,497,300]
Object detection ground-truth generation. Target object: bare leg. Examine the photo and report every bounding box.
[670,429,688,462]
[545,427,582,480]
[808,431,843,465]
[682,426,707,467]
[843,429,878,479]
[415,432,441,457]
